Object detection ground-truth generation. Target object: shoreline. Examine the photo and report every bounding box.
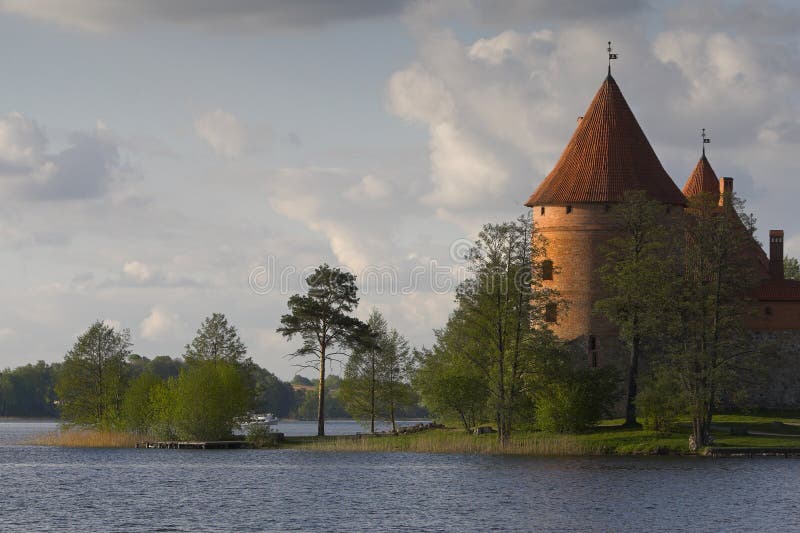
[16,414,800,457]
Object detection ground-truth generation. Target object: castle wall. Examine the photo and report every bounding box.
[749,301,800,331]
[533,203,618,343]
[742,330,800,409]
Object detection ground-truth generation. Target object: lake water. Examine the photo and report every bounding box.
[2,421,800,532]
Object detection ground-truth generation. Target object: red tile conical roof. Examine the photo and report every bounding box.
[683,154,719,197]
[525,75,686,206]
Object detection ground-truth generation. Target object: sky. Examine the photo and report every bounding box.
[1,0,799,379]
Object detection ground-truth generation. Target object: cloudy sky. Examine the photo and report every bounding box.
[1,0,799,378]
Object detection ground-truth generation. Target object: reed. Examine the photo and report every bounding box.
[28,428,144,448]
[289,429,604,456]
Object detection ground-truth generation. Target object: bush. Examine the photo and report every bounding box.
[536,366,619,433]
[637,370,687,432]
[245,424,280,448]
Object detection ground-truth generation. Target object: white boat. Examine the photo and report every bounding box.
[240,413,279,428]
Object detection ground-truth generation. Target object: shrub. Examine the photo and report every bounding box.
[245,424,280,448]
[536,366,619,433]
[637,370,687,432]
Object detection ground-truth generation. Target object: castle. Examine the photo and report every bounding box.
[523,70,800,406]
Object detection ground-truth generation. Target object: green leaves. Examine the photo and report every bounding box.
[184,313,247,366]
[55,321,132,427]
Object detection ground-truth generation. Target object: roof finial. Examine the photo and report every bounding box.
[607,41,618,76]
[701,128,710,156]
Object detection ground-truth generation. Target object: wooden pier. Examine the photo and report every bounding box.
[706,447,800,458]
[136,440,251,449]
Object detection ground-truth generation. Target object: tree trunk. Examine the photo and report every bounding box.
[317,346,326,437]
[370,354,375,434]
[390,398,397,434]
[624,335,641,427]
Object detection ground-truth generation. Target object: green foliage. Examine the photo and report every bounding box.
[340,309,417,432]
[636,370,687,432]
[0,361,60,417]
[672,193,763,446]
[248,364,297,418]
[171,360,251,441]
[56,321,131,427]
[278,263,367,436]
[292,377,348,420]
[535,353,620,433]
[245,423,279,448]
[149,378,178,440]
[120,372,162,433]
[785,256,800,280]
[148,356,184,380]
[184,313,248,366]
[414,336,490,433]
[291,375,312,386]
[595,191,682,425]
[447,214,558,443]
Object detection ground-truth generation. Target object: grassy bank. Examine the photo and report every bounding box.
[285,415,800,456]
[28,428,144,448]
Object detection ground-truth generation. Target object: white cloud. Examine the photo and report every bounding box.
[345,174,391,201]
[122,261,152,283]
[0,112,47,170]
[139,307,179,340]
[193,109,248,159]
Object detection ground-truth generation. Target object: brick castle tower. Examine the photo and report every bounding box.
[525,70,800,395]
[524,73,686,365]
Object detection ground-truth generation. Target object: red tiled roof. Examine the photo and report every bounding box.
[683,154,719,197]
[525,75,686,207]
[754,279,800,301]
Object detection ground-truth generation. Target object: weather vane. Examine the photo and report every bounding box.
[607,41,618,75]
[701,128,710,156]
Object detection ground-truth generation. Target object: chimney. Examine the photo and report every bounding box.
[719,177,733,207]
[770,230,784,280]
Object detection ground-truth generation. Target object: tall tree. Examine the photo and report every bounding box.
[56,321,131,426]
[595,191,681,426]
[184,313,248,366]
[340,309,416,433]
[673,192,762,448]
[339,310,385,433]
[376,327,414,433]
[277,264,366,436]
[453,214,558,445]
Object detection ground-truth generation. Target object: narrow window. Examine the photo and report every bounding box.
[591,352,598,368]
[566,205,572,214]
[542,260,553,281]
[765,306,773,316]
[540,206,545,216]
[545,303,557,323]
[588,335,597,351]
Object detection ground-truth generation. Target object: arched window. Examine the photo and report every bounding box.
[540,206,545,216]
[542,260,554,280]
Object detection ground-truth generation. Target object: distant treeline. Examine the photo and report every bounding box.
[0,357,425,420]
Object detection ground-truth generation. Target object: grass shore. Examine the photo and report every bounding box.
[284,415,800,456]
[25,414,800,455]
